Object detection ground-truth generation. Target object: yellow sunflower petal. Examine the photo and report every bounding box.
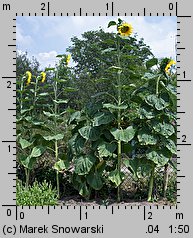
[26,71,32,85]
[165,60,176,74]
[118,22,133,37]
[41,72,46,83]
[66,54,71,65]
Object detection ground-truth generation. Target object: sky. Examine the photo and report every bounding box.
[16,16,177,69]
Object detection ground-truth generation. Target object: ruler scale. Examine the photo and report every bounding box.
[0,0,192,237]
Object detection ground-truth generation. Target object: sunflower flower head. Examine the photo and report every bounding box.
[41,72,46,83]
[66,54,71,65]
[165,60,176,74]
[118,22,133,37]
[26,71,32,85]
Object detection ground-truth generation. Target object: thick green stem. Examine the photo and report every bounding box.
[54,74,60,198]
[117,140,121,202]
[33,77,39,108]
[25,168,30,189]
[156,75,161,96]
[163,163,169,198]
[117,84,122,202]
[117,37,122,202]
[147,75,161,201]
[148,166,155,202]
[56,171,60,198]
[55,140,60,198]
[20,79,24,112]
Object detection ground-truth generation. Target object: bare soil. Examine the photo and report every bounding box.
[59,195,175,206]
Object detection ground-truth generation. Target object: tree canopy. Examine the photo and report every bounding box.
[67,29,154,107]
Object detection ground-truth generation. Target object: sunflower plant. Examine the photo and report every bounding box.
[124,57,177,201]
[68,20,176,202]
[16,71,48,187]
[68,19,136,201]
[42,54,73,198]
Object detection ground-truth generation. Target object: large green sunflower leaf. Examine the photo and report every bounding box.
[19,138,33,149]
[54,159,70,172]
[78,182,91,198]
[110,126,136,142]
[87,171,103,190]
[74,155,96,175]
[43,134,64,141]
[108,21,117,28]
[155,97,169,110]
[103,103,128,110]
[152,121,175,138]
[137,128,158,145]
[139,106,156,119]
[108,169,125,187]
[68,133,86,156]
[145,94,169,110]
[19,155,37,170]
[93,111,114,126]
[146,149,171,166]
[146,58,158,69]
[123,158,154,178]
[69,111,81,124]
[142,73,157,80]
[97,142,117,157]
[30,146,45,158]
[78,126,100,141]
[164,139,177,154]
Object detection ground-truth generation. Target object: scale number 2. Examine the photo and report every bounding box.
[7,81,11,88]
[41,3,46,11]
[182,135,187,143]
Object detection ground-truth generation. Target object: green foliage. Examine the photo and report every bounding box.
[67,28,153,108]
[146,58,158,69]
[16,19,176,204]
[109,169,125,187]
[74,155,96,175]
[127,56,177,201]
[19,146,45,170]
[78,126,101,141]
[110,126,136,142]
[68,104,118,198]
[16,51,40,77]
[16,180,58,206]
[165,171,177,203]
[16,54,72,197]
[93,111,114,126]
[137,128,158,145]
[107,21,117,28]
[87,171,103,190]
[97,142,116,157]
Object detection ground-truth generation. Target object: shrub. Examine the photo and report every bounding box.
[16,179,58,206]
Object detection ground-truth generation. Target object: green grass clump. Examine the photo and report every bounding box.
[16,179,58,206]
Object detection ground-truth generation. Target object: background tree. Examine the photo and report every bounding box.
[67,29,154,108]
[16,51,40,77]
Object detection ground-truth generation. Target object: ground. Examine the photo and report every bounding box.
[59,196,175,206]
